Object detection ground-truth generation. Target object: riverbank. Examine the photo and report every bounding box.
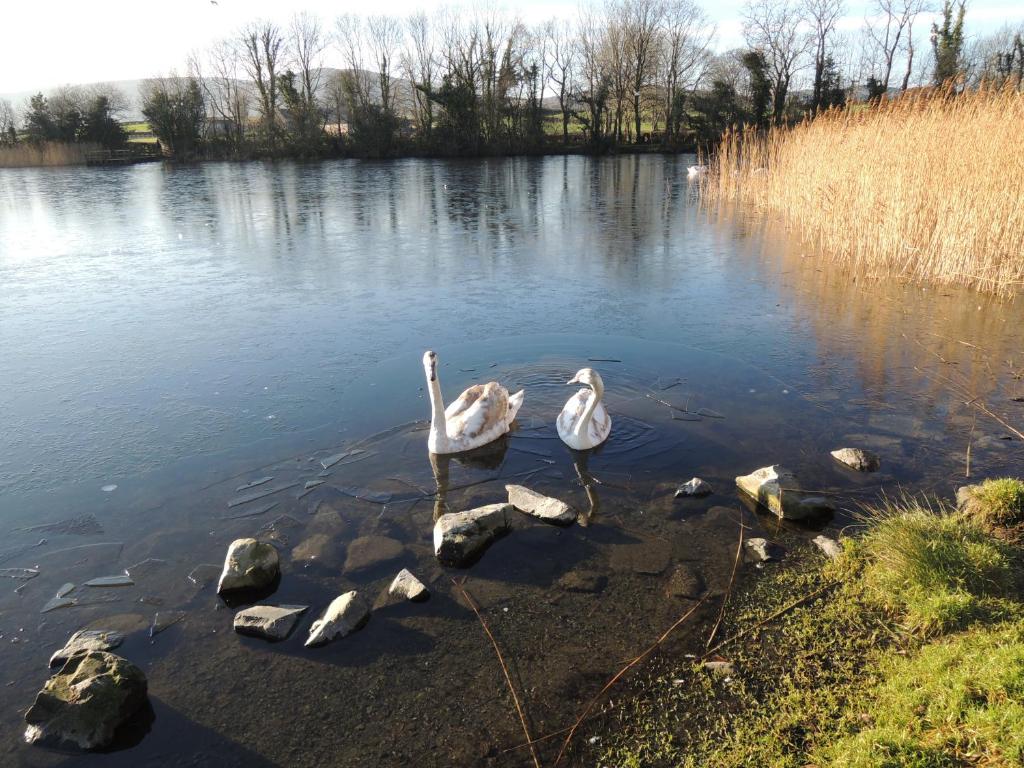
[703,86,1024,297]
[586,479,1024,767]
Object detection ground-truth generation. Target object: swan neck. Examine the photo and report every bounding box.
[574,386,601,438]
[427,368,448,448]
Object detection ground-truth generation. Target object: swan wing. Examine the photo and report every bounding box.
[557,389,591,442]
[588,400,612,445]
[445,382,510,443]
[506,389,525,426]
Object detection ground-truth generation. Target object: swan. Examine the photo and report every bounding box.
[557,368,611,451]
[423,350,524,454]
[687,164,707,177]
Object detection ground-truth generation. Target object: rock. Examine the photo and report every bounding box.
[343,535,405,573]
[433,504,513,566]
[609,540,672,575]
[24,651,147,750]
[388,569,429,602]
[49,630,125,668]
[233,605,308,641]
[291,533,340,565]
[665,565,705,598]
[41,597,76,614]
[831,447,880,472]
[84,575,134,588]
[305,591,370,647]
[956,484,978,510]
[735,465,830,520]
[216,538,280,594]
[675,478,712,498]
[556,570,607,593]
[505,485,576,525]
[703,660,736,676]
[746,538,785,562]
[812,535,843,559]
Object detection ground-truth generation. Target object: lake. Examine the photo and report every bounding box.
[1,155,1022,766]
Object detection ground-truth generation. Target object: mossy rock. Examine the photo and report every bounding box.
[24,651,148,750]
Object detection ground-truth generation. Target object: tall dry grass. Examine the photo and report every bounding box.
[0,142,98,168]
[703,86,1024,296]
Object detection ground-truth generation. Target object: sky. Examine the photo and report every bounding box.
[1,0,1022,95]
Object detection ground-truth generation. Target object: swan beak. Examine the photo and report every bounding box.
[566,376,580,385]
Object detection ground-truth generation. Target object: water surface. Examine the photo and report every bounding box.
[1,156,1022,766]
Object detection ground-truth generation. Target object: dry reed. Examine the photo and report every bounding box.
[0,142,97,168]
[703,85,1024,296]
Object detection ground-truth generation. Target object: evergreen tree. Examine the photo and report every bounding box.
[79,96,127,149]
[741,51,772,128]
[931,0,967,85]
[25,93,56,143]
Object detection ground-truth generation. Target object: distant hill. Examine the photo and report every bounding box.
[0,80,149,122]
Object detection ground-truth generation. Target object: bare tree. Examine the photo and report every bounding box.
[367,15,403,113]
[804,0,845,109]
[660,0,715,139]
[0,98,17,144]
[621,0,666,142]
[863,0,926,92]
[403,12,437,137]
[743,0,811,122]
[291,12,327,108]
[240,20,286,152]
[335,14,374,111]
[544,18,578,144]
[203,39,250,152]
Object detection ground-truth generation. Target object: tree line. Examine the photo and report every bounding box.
[2,0,1021,159]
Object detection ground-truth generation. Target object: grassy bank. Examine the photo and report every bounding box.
[593,479,1024,767]
[0,141,98,168]
[703,86,1024,297]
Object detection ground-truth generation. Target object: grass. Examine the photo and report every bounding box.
[961,478,1024,527]
[702,85,1024,296]
[0,141,98,168]
[595,491,1024,767]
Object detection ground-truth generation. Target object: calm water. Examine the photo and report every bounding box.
[1,156,1022,766]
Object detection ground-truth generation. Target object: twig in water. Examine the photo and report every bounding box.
[588,358,622,363]
[966,413,977,478]
[705,513,746,651]
[551,598,707,767]
[701,581,839,659]
[449,578,540,768]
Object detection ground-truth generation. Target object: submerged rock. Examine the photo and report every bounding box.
[343,535,405,573]
[305,591,370,647]
[831,447,880,472]
[665,565,705,599]
[84,575,134,588]
[24,651,147,750]
[291,533,341,566]
[735,465,832,520]
[675,478,713,498]
[216,538,280,594]
[557,569,607,593]
[746,538,785,562]
[49,630,125,668]
[233,605,308,641]
[388,569,429,602]
[812,535,843,559]
[433,504,513,566]
[505,485,576,525]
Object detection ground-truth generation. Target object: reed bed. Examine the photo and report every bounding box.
[0,142,97,168]
[703,85,1024,296]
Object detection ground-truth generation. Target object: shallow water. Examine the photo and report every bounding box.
[1,156,1022,766]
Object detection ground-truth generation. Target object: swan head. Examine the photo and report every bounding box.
[423,350,438,382]
[567,368,604,400]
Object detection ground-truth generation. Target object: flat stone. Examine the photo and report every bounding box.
[812,535,843,559]
[433,504,513,567]
[703,660,736,676]
[388,569,429,602]
[736,465,829,520]
[49,630,125,668]
[0,568,40,580]
[291,533,341,565]
[675,478,713,498]
[216,538,280,594]
[41,597,76,614]
[746,538,785,562]
[609,540,672,575]
[343,535,405,573]
[831,447,881,472]
[556,570,607,593]
[505,485,576,525]
[84,575,134,588]
[665,565,705,598]
[24,651,147,750]
[305,591,370,647]
[233,605,308,641]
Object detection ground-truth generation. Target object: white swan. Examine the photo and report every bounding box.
[423,350,524,454]
[687,164,707,177]
[557,368,611,451]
